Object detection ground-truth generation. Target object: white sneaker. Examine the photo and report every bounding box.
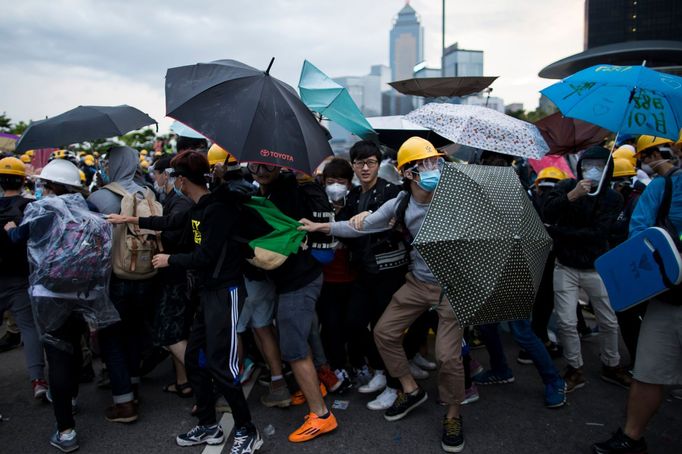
[409,361,430,380]
[412,353,437,371]
[367,386,398,410]
[353,365,372,386]
[358,370,386,394]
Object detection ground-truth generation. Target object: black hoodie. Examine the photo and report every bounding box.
[543,146,624,269]
[140,185,248,290]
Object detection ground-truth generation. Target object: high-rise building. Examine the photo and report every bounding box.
[585,0,682,49]
[389,2,424,82]
[442,43,484,77]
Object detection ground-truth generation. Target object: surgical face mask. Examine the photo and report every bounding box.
[173,178,184,197]
[582,167,604,183]
[417,169,441,192]
[325,183,349,203]
[34,180,44,200]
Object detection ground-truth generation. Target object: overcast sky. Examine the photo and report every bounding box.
[1,0,584,133]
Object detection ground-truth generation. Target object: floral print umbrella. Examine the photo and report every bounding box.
[405,103,550,159]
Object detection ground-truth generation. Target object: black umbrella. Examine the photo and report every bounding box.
[165,58,332,175]
[16,105,157,153]
[366,115,451,151]
[389,76,498,98]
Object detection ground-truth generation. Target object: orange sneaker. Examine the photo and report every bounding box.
[291,383,327,405]
[288,411,338,442]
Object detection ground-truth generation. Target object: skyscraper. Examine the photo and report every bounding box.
[585,0,682,49]
[389,2,424,82]
[442,43,484,77]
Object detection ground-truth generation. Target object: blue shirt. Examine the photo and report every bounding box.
[629,171,682,238]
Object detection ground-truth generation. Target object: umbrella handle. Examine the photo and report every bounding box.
[587,131,618,197]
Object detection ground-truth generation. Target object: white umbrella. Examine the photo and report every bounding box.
[405,103,549,159]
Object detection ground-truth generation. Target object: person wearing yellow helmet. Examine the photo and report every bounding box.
[0,155,50,405]
[140,149,148,156]
[20,154,32,164]
[613,145,637,167]
[535,166,567,190]
[26,150,35,158]
[636,135,676,177]
[299,137,466,452]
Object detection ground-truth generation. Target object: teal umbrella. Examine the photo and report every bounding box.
[298,60,377,140]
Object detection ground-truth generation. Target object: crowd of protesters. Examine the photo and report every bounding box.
[1,131,681,454]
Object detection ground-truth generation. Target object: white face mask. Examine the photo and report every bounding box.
[583,167,604,183]
[325,182,349,203]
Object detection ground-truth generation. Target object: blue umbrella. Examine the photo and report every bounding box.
[298,60,377,140]
[541,64,682,141]
[170,120,206,139]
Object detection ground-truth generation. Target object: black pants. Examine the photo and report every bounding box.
[45,315,86,432]
[531,253,556,343]
[185,286,251,428]
[317,281,364,370]
[347,268,407,370]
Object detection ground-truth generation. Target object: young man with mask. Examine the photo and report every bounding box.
[149,157,195,397]
[247,162,338,443]
[0,157,48,401]
[336,140,410,411]
[315,158,357,394]
[592,134,682,454]
[543,146,629,392]
[300,137,466,453]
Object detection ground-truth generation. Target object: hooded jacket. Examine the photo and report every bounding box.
[543,146,624,269]
[88,146,145,215]
[139,185,249,290]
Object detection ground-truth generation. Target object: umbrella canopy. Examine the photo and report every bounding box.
[0,132,18,152]
[414,162,552,326]
[166,58,332,175]
[366,115,451,150]
[389,76,498,98]
[535,112,610,155]
[527,154,575,179]
[170,120,207,139]
[540,64,682,141]
[405,103,549,159]
[298,60,376,140]
[16,105,157,153]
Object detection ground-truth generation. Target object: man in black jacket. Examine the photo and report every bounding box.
[543,146,630,392]
[337,141,409,410]
[247,163,338,443]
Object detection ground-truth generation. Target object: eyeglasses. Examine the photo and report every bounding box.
[352,159,379,169]
[247,163,278,173]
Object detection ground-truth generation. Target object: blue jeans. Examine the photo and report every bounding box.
[98,276,154,402]
[480,320,561,385]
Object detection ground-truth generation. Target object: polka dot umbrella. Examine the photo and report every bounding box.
[413,162,552,326]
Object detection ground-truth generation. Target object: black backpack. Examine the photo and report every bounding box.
[0,196,31,268]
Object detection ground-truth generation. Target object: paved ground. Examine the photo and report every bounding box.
[1,324,680,454]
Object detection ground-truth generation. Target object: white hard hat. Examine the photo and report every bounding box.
[38,159,82,188]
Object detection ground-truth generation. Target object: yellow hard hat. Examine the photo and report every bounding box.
[93,151,100,158]
[208,144,229,166]
[83,155,95,166]
[139,155,147,162]
[140,149,149,156]
[612,158,636,178]
[677,129,682,147]
[50,149,67,161]
[140,160,149,170]
[0,157,27,177]
[635,135,673,156]
[535,166,566,186]
[613,145,636,167]
[79,169,86,184]
[397,136,442,170]
[20,154,32,164]
[26,150,35,158]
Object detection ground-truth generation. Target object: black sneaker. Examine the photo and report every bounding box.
[230,426,263,454]
[176,424,225,447]
[592,428,647,454]
[442,416,465,452]
[516,350,533,365]
[384,387,428,421]
[0,331,21,353]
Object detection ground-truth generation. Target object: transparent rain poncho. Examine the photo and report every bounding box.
[20,193,119,351]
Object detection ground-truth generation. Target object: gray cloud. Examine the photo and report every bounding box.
[2,0,583,128]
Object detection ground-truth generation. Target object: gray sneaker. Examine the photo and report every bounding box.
[50,429,79,453]
[260,382,291,408]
